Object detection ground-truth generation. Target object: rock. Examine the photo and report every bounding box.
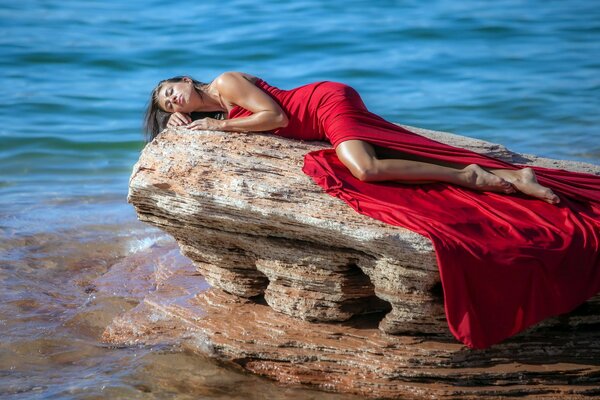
[127,125,599,335]
[113,125,600,398]
[102,240,600,399]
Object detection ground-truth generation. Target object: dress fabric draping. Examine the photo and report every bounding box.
[228,78,600,349]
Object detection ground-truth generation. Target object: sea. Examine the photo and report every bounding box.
[1,0,598,398]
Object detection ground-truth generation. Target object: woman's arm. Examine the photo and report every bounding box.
[187,72,289,133]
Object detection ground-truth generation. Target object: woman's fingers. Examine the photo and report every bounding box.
[173,117,222,131]
[175,113,190,124]
[187,120,205,130]
[185,118,223,131]
[174,113,189,125]
[166,116,179,127]
[167,112,191,127]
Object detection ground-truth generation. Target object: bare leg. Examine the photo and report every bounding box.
[336,140,516,194]
[335,140,562,204]
[373,142,560,204]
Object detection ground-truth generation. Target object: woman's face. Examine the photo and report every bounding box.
[156,78,197,114]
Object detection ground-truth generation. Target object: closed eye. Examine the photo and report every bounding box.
[164,87,173,110]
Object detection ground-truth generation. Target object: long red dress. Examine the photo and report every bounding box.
[228,78,600,349]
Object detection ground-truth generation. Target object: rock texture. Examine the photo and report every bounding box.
[102,238,600,399]
[112,125,600,398]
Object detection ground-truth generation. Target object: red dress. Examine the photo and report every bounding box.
[229,78,600,349]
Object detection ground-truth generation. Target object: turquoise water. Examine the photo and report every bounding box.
[2,0,599,213]
[1,0,599,398]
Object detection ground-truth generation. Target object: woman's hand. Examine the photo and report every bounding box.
[166,112,192,128]
[185,118,225,131]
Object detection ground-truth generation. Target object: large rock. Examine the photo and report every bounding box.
[101,237,600,399]
[126,125,599,335]
[112,125,600,398]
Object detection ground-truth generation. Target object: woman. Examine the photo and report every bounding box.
[144,71,560,205]
[143,72,600,349]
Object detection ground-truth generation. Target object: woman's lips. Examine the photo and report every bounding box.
[178,94,184,105]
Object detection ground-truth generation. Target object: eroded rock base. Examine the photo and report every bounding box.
[102,246,600,399]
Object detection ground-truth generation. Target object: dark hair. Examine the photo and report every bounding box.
[143,76,226,143]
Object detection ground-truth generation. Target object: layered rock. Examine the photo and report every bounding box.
[102,238,600,399]
[112,125,600,398]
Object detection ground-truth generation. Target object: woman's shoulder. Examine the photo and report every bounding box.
[213,71,261,86]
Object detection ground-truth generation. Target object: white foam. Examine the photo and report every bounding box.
[127,235,165,254]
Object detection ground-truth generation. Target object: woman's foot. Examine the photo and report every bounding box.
[503,167,560,205]
[459,164,516,194]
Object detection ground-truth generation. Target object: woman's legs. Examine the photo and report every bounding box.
[335,140,560,204]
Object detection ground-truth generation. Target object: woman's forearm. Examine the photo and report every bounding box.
[221,110,288,133]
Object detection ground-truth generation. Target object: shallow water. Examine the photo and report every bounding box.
[1,0,599,398]
[0,216,361,399]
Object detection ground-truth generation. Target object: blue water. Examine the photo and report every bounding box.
[2,0,599,210]
[0,0,599,398]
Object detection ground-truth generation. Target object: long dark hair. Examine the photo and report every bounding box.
[143,76,226,143]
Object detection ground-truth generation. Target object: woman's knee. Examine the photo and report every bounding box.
[335,140,380,181]
[356,165,381,181]
[345,160,379,181]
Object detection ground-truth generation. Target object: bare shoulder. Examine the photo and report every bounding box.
[214,71,259,87]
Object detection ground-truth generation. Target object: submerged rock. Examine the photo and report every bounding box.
[107,125,600,398]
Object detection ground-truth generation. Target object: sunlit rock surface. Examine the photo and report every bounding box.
[106,126,600,398]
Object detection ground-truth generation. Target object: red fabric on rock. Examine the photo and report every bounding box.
[229,78,600,349]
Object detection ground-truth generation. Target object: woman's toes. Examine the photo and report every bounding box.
[462,164,520,193]
[490,178,511,192]
[512,170,561,204]
[496,177,516,193]
[545,190,560,204]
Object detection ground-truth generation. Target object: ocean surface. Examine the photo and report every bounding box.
[1,0,598,398]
